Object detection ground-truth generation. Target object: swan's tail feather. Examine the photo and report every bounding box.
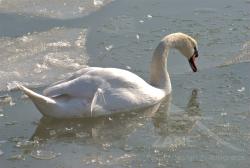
[17,84,57,116]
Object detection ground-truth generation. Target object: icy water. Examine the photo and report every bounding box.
[0,0,250,167]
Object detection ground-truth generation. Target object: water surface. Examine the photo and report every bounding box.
[0,0,250,167]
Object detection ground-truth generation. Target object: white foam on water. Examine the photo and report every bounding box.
[0,27,88,91]
[0,0,113,19]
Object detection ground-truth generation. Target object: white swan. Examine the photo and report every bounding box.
[18,32,199,118]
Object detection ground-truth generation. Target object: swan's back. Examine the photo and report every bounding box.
[85,68,150,89]
[44,68,153,97]
[42,67,165,116]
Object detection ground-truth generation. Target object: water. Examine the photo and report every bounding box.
[0,0,112,19]
[0,0,250,167]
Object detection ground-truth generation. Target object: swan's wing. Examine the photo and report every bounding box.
[43,67,140,98]
[90,88,106,116]
[48,67,101,87]
[43,74,106,98]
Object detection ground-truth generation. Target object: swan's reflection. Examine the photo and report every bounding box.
[154,89,200,133]
[30,89,201,149]
[152,89,201,148]
[30,98,164,143]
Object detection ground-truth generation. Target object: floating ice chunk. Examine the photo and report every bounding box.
[78,6,85,13]
[34,63,49,73]
[139,20,144,23]
[94,0,104,6]
[222,123,230,127]
[7,81,20,91]
[137,123,144,126]
[136,34,140,40]
[125,66,131,70]
[65,127,73,131]
[237,87,245,92]
[8,154,25,160]
[102,143,111,150]
[31,150,61,160]
[49,130,56,136]
[147,14,152,18]
[20,36,32,43]
[122,144,133,152]
[5,121,17,126]
[16,140,37,148]
[220,112,228,116]
[75,32,86,48]
[105,45,113,51]
[47,41,71,48]
[115,153,136,162]
[76,132,89,138]
[0,95,10,101]
[0,94,15,106]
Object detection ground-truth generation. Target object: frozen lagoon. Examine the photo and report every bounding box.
[0,0,250,167]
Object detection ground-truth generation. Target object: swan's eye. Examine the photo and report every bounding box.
[194,47,198,58]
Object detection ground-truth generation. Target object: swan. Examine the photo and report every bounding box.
[18,32,199,118]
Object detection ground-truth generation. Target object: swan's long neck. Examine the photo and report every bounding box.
[150,41,171,94]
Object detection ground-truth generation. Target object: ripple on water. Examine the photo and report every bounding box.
[194,8,217,14]
[30,150,61,160]
[223,41,250,65]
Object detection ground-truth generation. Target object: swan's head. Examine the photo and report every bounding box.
[166,32,199,72]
